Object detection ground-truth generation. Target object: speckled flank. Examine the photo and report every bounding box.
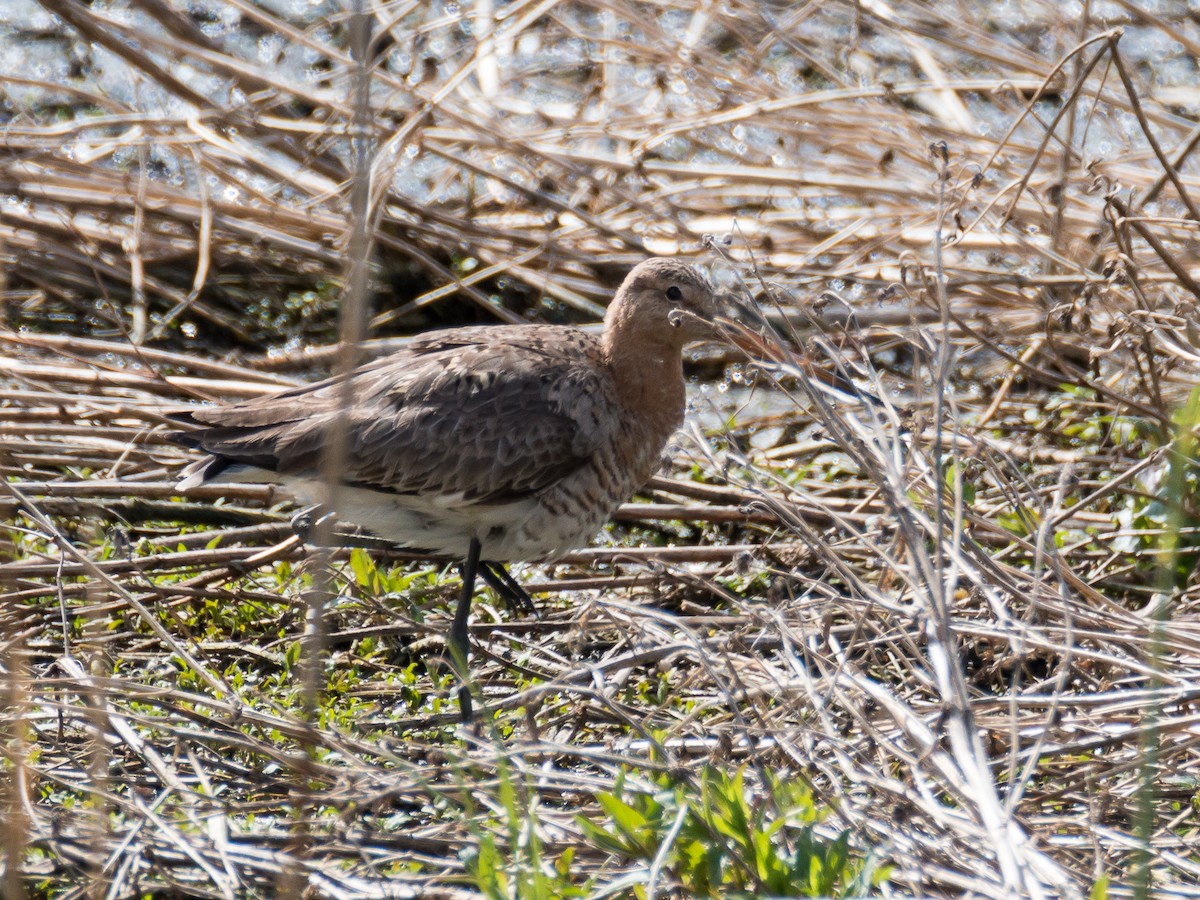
[172,257,717,563]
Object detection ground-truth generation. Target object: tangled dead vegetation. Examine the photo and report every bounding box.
[3,1,1200,897]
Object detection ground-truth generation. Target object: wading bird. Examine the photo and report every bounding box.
[172,258,720,719]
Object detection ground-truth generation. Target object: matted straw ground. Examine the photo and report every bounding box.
[2,1,1200,897]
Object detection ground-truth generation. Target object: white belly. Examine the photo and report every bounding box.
[211,464,603,561]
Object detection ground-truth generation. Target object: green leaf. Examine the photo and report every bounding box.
[555,846,574,878]
[596,793,650,839]
[284,641,301,670]
[467,833,507,900]
[349,548,376,591]
[577,814,638,858]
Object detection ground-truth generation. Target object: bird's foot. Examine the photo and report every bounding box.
[480,562,537,616]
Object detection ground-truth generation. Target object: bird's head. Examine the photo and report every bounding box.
[605,257,721,347]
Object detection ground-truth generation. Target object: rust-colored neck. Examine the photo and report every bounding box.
[602,306,687,437]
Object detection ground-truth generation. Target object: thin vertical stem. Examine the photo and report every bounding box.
[282,2,374,894]
[307,0,375,722]
[0,632,29,900]
[1133,392,1199,898]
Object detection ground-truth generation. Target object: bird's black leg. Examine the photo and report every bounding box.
[450,537,482,722]
[479,562,536,616]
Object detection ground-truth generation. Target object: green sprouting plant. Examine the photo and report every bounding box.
[1037,384,1159,452]
[1126,390,1200,589]
[578,764,888,898]
[463,753,591,900]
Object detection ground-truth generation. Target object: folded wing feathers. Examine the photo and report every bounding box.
[175,326,620,503]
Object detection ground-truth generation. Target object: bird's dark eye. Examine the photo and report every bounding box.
[666,285,683,302]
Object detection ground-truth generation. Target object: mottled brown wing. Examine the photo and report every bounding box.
[177,326,620,501]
